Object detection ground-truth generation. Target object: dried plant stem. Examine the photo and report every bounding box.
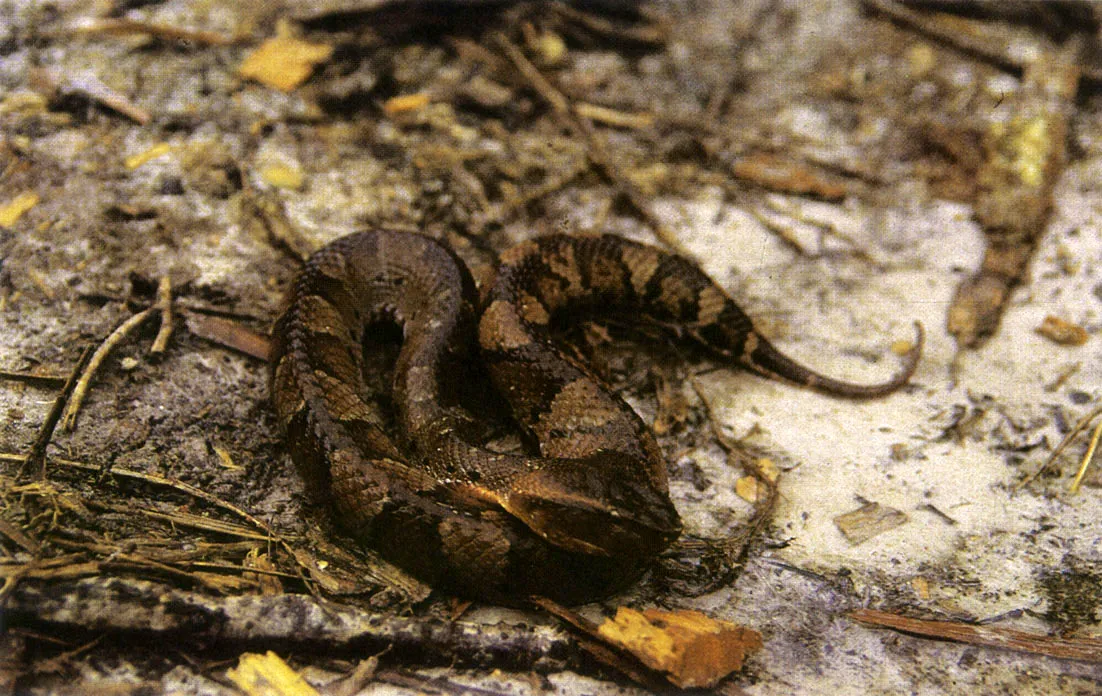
[62,307,155,431]
[149,276,173,355]
[1017,403,1102,491]
[1068,417,1101,494]
[19,347,93,480]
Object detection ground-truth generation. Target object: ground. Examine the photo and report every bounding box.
[0,1,1099,694]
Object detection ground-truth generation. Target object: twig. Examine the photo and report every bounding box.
[29,67,152,125]
[1016,403,1102,491]
[0,370,66,388]
[6,577,580,672]
[547,2,667,46]
[489,32,690,256]
[860,0,1102,85]
[64,18,234,46]
[62,308,156,431]
[18,347,93,481]
[149,276,173,355]
[748,206,809,256]
[62,286,176,429]
[377,670,513,696]
[1069,417,1101,494]
[849,608,1102,662]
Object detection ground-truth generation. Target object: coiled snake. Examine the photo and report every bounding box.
[270,230,922,602]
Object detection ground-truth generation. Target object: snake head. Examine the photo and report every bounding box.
[502,451,682,559]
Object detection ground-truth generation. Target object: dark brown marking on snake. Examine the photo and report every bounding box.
[271,230,923,603]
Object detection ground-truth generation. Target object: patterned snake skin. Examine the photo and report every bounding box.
[270,230,922,602]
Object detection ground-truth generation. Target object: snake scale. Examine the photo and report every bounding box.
[270,230,922,603]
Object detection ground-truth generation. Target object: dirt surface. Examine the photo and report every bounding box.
[1,1,1100,694]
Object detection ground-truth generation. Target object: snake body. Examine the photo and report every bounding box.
[270,230,922,602]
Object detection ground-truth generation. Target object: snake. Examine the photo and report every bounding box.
[270,230,922,603]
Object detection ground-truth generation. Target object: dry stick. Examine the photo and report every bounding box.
[149,276,173,355]
[18,347,93,481]
[0,370,67,388]
[6,577,580,672]
[1069,417,1101,494]
[1016,403,1102,491]
[849,608,1102,663]
[489,32,691,257]
[62,307,155,431]
[860,0,1102,84]
[64,18,235,46]
[63,278,175,429]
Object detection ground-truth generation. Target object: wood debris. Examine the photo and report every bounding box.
[850,608,1102,662]
[65,17,234,46]
[1035,315,1089,347]
[184,311,271,361]
[834,501,908,545]
[28,67,151,124]
[597,607,762,689]
[6,577,581,672]
[731,153,847,201]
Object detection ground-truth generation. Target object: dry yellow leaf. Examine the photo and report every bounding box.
[239,35,333,92]
[227,651,319,696]
[735,476,762,502]
[755,457,780,483]
[597,607,762,688]
[892,336,918,357]
[124,142,174,169]
[0,192,40,228]
[260,164,305,190]
[383,92,431,115]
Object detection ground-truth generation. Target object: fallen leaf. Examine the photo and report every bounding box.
[239,34,333,92]
[1036,315,1088,346]
[834,501,908,545]
[597,607,762,688]
[735,476,763,503]
[227,651,319,696]
[260,163,305,190]
[0,192,40,228]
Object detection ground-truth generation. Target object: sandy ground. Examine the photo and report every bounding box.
[0,0,1099,693]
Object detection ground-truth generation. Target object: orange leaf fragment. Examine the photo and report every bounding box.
[1036,315,1088,346]
[383,92,431,115]
[597,607,762,688]
[239,35,333,92]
